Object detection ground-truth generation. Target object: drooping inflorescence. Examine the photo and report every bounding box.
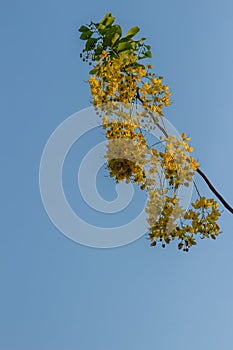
[79,12,221,252]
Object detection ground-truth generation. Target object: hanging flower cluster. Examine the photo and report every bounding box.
[79,13,222,252]
[160,134,199,189]
[103,117,149,189]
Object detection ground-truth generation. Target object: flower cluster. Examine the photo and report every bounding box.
[139,75,171,116]
[159,134,199,189]
[89,52,141,105]
[103,115,149,189]
[148,196,221,252]
[88,51,171,117]
[80,14,222,252]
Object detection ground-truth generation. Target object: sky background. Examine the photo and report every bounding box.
[1,0,233,349]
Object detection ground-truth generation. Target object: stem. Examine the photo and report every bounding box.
[196,168,233,214]
[193,180,201,198]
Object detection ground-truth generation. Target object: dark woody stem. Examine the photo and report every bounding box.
[136,91,233,214]
[196,168,233,214]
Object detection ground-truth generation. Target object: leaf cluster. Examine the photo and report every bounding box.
[78,12,152,71]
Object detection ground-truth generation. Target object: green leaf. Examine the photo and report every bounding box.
[85,37,97,51]
[93,45,104,60]
[105,15,115,27]
[80,30,92,40]
[117,41,133,52]
[95,45,104,55]
[136,37,146,43]
[125,26,140,38]
[108,25,122,37]
[130,42,136,50]
[116,37,130,45]
[89,67,98,74]
[100,12,111,24]
[111,32,120,46]
[99,13,115,26]
[103,36,112,47]
[78,25,89,32]
[144,50,152,58]
[103,25,122,47]
[98,23,106,31]
[99,28,107,36]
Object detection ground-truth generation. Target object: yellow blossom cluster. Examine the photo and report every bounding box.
[148,196,221,251]
[159,134,199,189]
[139,75,171,116]
[89,52,142,105]
[103,116,149,189]
[88,51,171,117]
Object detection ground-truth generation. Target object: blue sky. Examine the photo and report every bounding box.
[1,0,233,349]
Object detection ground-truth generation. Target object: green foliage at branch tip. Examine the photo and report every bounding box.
[78,12,152,71]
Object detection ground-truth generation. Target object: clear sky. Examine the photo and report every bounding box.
[1,0,233,349]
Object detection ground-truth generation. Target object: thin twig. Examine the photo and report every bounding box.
[193,180,201,198]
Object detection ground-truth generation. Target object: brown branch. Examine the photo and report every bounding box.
[196,168,233,214]
[136,91,233,214]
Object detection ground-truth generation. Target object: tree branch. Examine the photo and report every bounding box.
[196,168,233,214]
